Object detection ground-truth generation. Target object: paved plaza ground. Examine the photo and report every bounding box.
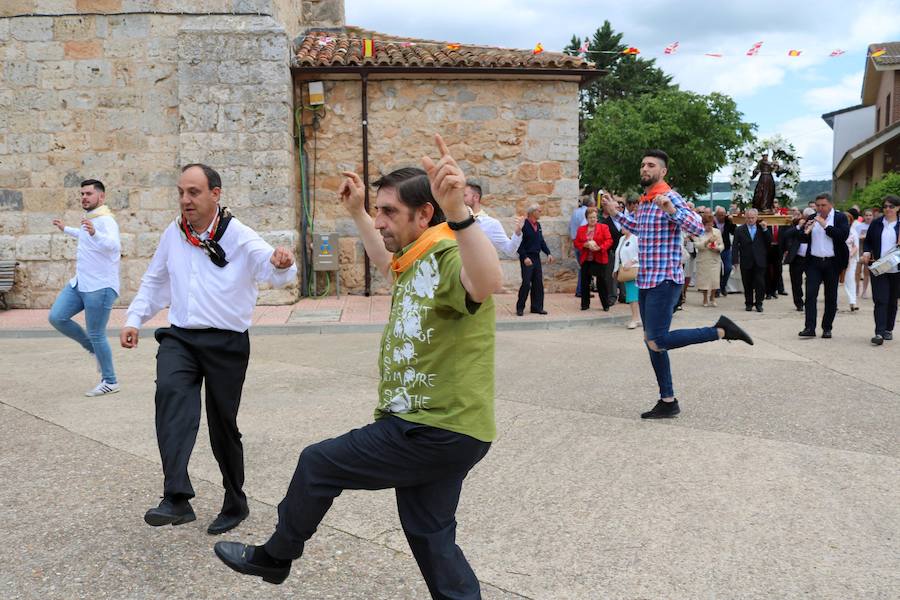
[1,290,897,599]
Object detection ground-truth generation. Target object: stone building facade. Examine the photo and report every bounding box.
[1,1,597,307]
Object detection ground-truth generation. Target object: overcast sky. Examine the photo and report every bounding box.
[345,0,900,182]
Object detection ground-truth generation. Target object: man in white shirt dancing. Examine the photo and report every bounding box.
[49,179,121,397]
[463,181,523,256]
[120,164,296,535]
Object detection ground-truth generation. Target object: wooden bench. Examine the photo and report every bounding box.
[0,260,17,310]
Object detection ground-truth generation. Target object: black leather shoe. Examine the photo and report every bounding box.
[714,315,753,345]
[214,542,291,585]
[871,334,884,346]
[745,305,752,312]
[208,511,249,535]
[755,305,763,313]
[884,332,893,341]
[641,399,680,419]
[516,310,524,316]
[821,330,832,339]
[144,498,196,527]
[798,329,816,338]
[530,309,548,315]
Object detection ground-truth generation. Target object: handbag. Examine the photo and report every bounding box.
[617,266,638,282]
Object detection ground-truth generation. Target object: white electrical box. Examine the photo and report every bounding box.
[308,81,325,106]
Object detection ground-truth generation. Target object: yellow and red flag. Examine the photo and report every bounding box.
[533,42,544,55]
[446,43,461,51]
[362,39,374,58]
[870,48,887,57]
[622,46,640,55]
[787,49,802,57]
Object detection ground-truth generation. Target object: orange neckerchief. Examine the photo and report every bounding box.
[390,222,456,276]
[640,181,672,203]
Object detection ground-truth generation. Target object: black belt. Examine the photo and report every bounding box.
[809,255,834,260]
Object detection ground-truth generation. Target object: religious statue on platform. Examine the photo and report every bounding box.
[750,153,783,212]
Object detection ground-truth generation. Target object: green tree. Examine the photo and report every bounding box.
[564,21,675,120]
[581,90,756,197]
[844,171,900,209]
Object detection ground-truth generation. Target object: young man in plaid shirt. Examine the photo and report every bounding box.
[603,150,754,419]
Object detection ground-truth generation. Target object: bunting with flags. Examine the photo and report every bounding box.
[622,46,640,55]
[446,43,461,51]
[746,41,763,56]
[870,48,887,57]
[663,41,679,55]
[829,49,845,57]
[533,42,544,55]
[787,49,802,57]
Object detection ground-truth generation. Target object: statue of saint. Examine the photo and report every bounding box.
[750,153,783,212]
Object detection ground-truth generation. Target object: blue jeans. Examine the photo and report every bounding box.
[48,284,118,384]
[638,280,719,399]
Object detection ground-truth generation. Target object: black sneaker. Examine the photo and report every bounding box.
[884,332,893,341]
[641,399,680,419]
[714,315,753,345]
[871,335,884,346]
[821,330,832,339]
[798,329,816,338]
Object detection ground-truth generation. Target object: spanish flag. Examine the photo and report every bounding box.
[533,42,543,55]
[871,48,887,58]
[622,46,640,55]
[788,49,802,57]
[446,43,461,51]
[363,39,373,58]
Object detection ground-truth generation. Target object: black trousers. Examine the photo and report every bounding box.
[871,271,900,335]
[154,326,250,517]
[516,254,544,312]
[789,256,806,309]
[766,245,785,295]
[580,261,610,310]
[265,416,490,600]
[741,264,766,308]
[602,252,617,304]
[804,256,839,331]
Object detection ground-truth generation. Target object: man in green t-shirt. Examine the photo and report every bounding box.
[215,134,502,598]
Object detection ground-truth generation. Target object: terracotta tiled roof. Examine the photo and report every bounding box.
[294,26,595,72]
[870,41,900,67]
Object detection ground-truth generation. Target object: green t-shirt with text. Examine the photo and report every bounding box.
[375,238,496,442]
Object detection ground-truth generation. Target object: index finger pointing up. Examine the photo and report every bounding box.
[434,133,451,158]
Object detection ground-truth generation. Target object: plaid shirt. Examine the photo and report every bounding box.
[614,188,703,289]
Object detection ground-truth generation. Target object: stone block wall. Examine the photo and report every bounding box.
[0,6,299,307]
[294,76,581,294]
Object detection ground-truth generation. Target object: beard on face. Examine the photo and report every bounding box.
[640,174,655,187]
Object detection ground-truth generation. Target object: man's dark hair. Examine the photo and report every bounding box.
[466,181,482,199]
[182,163,222,190]
[643,149,669,168]
[848,207,860,220]
[814,192,832,203]
[371,167,426,192]
[396,174,445,227]
[81,179,105,193]
[884,194,900,208]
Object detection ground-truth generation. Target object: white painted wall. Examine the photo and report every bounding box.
[831,106,876,170]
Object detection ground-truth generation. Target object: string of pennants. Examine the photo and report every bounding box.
[311,35,891,61]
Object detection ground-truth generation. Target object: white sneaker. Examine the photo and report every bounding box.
[85,381,120,397]
[627,320,639,329]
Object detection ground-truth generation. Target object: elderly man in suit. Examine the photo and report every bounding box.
[516,204,554,316]
[732,208,772,313]
[798,193,850,339]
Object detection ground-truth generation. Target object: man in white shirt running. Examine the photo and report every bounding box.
[49,179,121,397]
[120,163,297,536]
[463,181,523,257]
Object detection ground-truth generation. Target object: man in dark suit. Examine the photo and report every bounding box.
[765,225,786,298]
[798,193,850,339]
[732,208,772,312]
[713,206,736,297]
[516,204,554,316]
[600,203,622,306]
[781,208,814,311]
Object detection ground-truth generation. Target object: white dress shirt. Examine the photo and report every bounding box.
[64,214,121,294]
[475,210,522,257]
[809,208,835,258]
[613,234,639,272]
[126,217,297,332]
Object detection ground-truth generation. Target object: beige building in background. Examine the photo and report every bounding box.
[0,0,598,307]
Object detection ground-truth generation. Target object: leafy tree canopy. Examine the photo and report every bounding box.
[580,90,756,197]
[843,172,900,210]
[564,21,675,120]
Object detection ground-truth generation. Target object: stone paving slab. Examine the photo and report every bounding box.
[1,291,898,599]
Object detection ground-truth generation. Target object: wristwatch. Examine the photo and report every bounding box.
[447,207,476,231]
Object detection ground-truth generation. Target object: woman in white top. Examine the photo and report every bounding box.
[855,209,873,298]
[613,228,640,329]
[862,196,900,345]
[843,211,860,311]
